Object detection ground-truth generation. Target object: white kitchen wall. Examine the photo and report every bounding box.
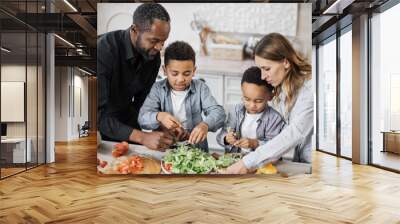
[98,3,201,52]
[192,3,297,35]
[97,3,312,59]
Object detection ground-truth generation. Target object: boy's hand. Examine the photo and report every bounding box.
[234,138,259,149]
[225,131,237,145]
[157,112,182,130]
[173,127,190,141]
[188,122,208,144]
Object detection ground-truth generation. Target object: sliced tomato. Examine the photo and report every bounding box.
[117,164,130,174]
[164,163,172,172]
[99,160,108,168]
[112,142,129,157]
[129,156,144,173]
[112,150,122,158]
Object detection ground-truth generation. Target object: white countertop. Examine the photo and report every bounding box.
[98,140,311,175]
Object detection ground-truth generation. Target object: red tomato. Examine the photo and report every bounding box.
[129,156,144,173]
[99,160,108,168]
[112,141,129,157]
[165,163,172,171]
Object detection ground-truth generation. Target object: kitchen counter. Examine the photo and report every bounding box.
[97,140,312,175]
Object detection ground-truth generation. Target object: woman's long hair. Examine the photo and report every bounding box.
[254,33,311,113]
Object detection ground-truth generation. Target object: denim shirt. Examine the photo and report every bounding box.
[216,103,286,153]
[243,80,314,169]
[138,79,226,151]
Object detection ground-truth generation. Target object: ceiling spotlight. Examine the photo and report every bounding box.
[1,47,11,53]
[63,0,78,12]
[54,34,75,48]
[323,0,355,15]
[78,67,92,76]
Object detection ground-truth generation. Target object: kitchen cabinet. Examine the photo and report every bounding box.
[195,73,224,106]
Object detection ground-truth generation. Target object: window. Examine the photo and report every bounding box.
[339,28,352,158]
[317,36,337,154]
[370,2,400,171]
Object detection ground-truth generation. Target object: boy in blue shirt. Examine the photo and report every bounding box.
[139,41,225,151]
[217,66,285,153]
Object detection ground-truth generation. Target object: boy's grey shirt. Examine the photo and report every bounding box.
[216,103,286,153]
[138,79,226,151]
[242,80,314,169]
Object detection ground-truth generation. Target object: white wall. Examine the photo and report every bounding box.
[55,67,68,141]
[1,65,41,137]
[98,3,201,52]
[97,3,312,59]
[1,64,46,163]
[297,3,312,61]
[54,67,89,141]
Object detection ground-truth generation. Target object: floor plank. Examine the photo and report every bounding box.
[0,135,399,223]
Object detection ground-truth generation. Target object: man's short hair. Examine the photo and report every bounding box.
[133,3,170,31]
[164,41,196,66]
[241,66,274,93]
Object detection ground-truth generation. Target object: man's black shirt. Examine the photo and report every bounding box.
[97,28,160,141]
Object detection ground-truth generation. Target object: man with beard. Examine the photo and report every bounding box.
[98,3,174,150]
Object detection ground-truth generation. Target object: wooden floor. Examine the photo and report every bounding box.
[0,135,400,224]
[372,150,400,171]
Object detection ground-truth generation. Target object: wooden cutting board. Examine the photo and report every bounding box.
[135,157,161,174]
[98,156,161,175]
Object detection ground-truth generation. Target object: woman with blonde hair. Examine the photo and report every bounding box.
[224,33,313,174]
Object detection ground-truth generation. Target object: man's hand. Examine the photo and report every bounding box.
[225,131,237,145]
[188,122,208,144]
[130,129,174,151]
[157,112,182,130]
[234,138,259,149]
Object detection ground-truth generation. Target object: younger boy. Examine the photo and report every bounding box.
[217,66,285,153]
[139,41,225,151]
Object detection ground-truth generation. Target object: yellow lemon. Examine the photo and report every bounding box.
[256,163,277,174]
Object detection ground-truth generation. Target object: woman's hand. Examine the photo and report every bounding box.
[188,122,208,144]
[223,160,249,174]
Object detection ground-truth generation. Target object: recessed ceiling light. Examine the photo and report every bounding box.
[54,34,75,48]
[78,67,92,76]
[1,47,11,53]
[323,0,355,15]
[63,0,78,12]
